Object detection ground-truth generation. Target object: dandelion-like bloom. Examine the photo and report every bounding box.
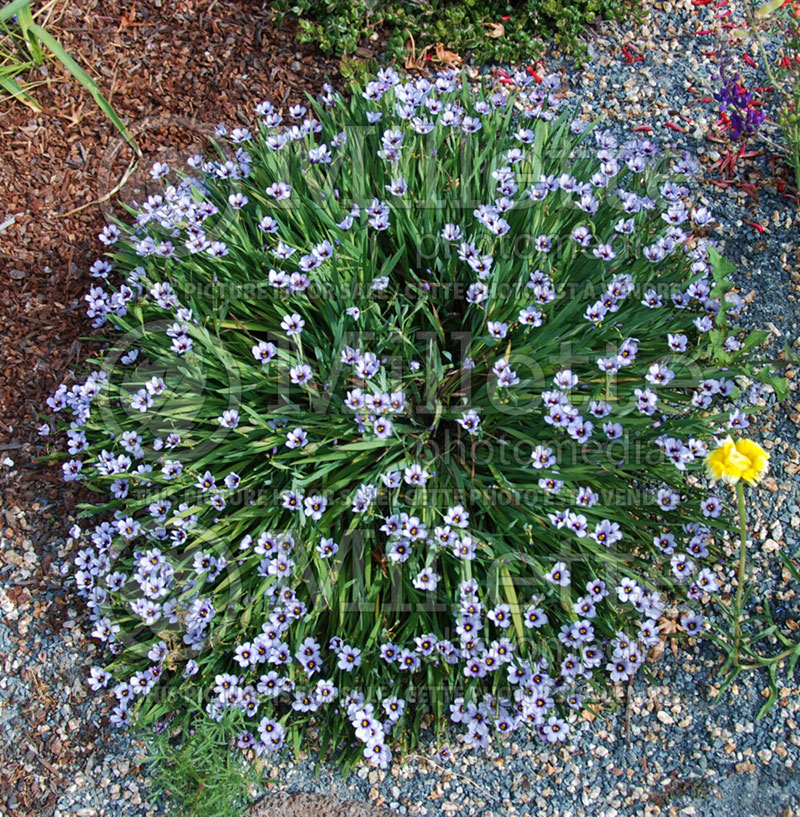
[705,436,769,486]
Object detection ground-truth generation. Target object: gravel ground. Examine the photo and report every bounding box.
[2,0,799,814]
[0,525,155,817]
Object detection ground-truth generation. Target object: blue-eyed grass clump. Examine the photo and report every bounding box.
[50,68,760,771]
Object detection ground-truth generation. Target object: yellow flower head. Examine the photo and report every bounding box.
[705,436,769,486]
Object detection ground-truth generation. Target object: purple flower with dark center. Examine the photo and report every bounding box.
[682,611,704,635]
[414,633,437,656]
[546,561,570,587]
[541,715,569,743]
[728,409,750,431]
[379,643,398,664]
[397,649,421,672]
[606,658,632,683]
[488,604,512,629]
[700,496,723,519]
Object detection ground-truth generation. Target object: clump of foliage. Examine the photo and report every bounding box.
[273,0,638,64]
[747,0,800,195]
[778,2,800,192]
[49,67,763,788]
[147,713,264,817]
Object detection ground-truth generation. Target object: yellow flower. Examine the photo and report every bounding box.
[705,436,769,486]
[734,438,770,485]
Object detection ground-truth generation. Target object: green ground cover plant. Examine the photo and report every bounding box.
[274,0,638,64]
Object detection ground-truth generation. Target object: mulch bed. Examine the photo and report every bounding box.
[0,1,341,811]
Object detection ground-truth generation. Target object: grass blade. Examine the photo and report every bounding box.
[14,0,43,63]
[0,68,40,108]
[27,22,140,154]
[0,0,34,24]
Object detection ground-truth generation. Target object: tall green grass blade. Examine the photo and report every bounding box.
[14,1,43,63]
[27,22,140,154]
[0,0,33,24]
[0,69,41,108]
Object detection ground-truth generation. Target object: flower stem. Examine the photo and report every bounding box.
[733,480,748,665]
[738,643,799,670]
